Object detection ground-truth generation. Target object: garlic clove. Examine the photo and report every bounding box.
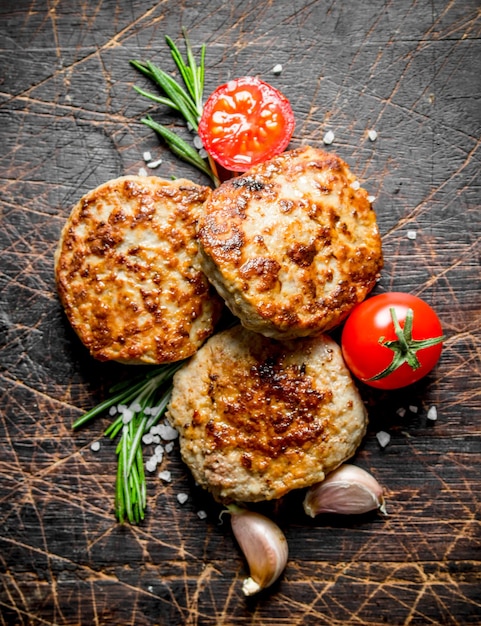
[303,463,387,517]
[228,505,288,596]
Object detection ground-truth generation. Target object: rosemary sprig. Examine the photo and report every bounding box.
[73,361,185,524]
[131,28,220,186]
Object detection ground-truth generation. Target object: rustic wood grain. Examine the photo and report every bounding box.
[1,1,480,624]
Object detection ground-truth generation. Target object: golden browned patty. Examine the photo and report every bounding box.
[197,146,383,339]
[167,325,368,503]
[55,176,222,364]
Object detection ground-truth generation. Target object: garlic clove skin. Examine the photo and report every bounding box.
[303,463,387,517]
[228,505,288,596]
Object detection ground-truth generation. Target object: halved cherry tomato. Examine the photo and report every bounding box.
[198,76,295,172]
[341,293,444,390]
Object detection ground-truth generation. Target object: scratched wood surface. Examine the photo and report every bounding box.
[1,1,480,624]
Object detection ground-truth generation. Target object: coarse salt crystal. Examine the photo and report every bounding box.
[109,406,117,416]
[409,405,418,414]
[158,423,179,441]
[427,406,438,421]
[368,129,378,141]
[158,470,172,482]
[350,180,361,190]
[138,167,148,177]
[143,151,152,162]
[177,492,189,504]
[147,159,163,169]
[407,230,417,240]
[376,431,391,448]
[367,195,376,203]
[145,459,157,473]
[197,510,208,520]
[122,409,134,424]
[198,148,208,159]
[396,407,406,417]
[165,441,175,453]
[323,130,335,145]
[90,441,101,452]
[142,433,153,445]
[132,402,141,413]
[272,64,283,75]
[193,135,203,149]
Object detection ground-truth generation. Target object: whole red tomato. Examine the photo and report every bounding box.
[341,293,444,390]
[198,76,295,172]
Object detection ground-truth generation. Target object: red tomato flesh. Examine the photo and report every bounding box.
[198,76,295,172]
[341,293,444,390]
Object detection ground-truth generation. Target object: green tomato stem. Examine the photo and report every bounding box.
[369,307,444,381]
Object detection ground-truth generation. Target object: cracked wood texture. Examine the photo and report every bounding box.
[1,1,480,624]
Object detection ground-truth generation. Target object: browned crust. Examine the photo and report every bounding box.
[55,176,222,364]
[197,146,383,338]
[167,325,368,502]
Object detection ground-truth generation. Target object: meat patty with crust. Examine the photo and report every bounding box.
[197,145,383,339]
[167,325,368,503]
[55,176,222,364]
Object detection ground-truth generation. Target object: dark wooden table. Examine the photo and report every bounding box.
[1,1,480,624]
